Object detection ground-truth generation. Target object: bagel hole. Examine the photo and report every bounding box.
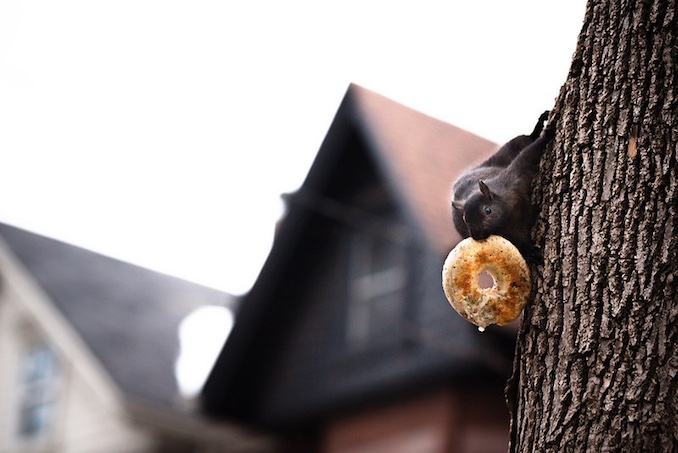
[478,270,496,289]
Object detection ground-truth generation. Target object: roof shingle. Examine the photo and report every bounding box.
[0,222,233,408]
[351,85,498,254]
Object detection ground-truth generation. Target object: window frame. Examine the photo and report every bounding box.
[345,228,409,352]
[15,340,61,444]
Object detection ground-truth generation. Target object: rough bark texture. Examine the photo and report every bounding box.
[508,0,678,451]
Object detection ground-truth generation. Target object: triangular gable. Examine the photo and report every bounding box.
[349,85,497,255]
[202,86,506,426]
[0,223,232,408]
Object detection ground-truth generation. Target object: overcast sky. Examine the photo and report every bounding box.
[0,1,588,295]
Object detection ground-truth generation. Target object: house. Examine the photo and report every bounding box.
[0,223,275,453]
[202,85,518,452]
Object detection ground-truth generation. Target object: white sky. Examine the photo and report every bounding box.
[0,1,588,295]
[175,305,233,396]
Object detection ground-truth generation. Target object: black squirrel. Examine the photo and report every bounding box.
[451,111,554,259]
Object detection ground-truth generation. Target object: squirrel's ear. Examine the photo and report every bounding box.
[452,200,464,211]
[478,180,493,200]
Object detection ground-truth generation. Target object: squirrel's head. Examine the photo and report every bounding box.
[452,180,505,240]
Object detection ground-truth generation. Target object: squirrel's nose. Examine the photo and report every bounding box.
[471,231,490,240]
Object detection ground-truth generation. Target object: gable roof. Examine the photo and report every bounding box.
[0,222,233,408]
[349,85,497,254]
[202,85,503,424]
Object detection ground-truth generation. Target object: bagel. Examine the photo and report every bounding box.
[442,235,530,329]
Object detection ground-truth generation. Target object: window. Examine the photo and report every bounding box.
[346,231,407,350]
[17,343,60,440]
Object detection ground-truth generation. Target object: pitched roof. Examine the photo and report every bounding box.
[0,222,233,408]
[350,85,497,254]
[202,85,505,424]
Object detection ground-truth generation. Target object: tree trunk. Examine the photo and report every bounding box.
[507,0,678,451]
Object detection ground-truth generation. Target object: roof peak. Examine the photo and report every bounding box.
[0,221,233,408]
[343,84,498,253]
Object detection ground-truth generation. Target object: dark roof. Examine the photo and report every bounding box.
[202,85,504,425]
[0,222,233,408]
[349,86,497,254]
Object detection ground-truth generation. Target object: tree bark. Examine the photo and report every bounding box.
[508,0,678,451]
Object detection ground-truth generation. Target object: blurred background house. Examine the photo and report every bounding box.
[201,86,518,453]
[0,85,521,453]
[0,223,274,453]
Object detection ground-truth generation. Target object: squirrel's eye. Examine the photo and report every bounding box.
[484,206,492,215]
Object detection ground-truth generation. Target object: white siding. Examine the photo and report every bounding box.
[0,242,154,453]
[56,362,153,453]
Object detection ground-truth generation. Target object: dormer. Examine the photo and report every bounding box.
[202,85,513,451]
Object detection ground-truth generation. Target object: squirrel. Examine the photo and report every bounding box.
[451,110,554,260]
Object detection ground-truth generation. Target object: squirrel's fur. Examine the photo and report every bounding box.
[451,111,554,259]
